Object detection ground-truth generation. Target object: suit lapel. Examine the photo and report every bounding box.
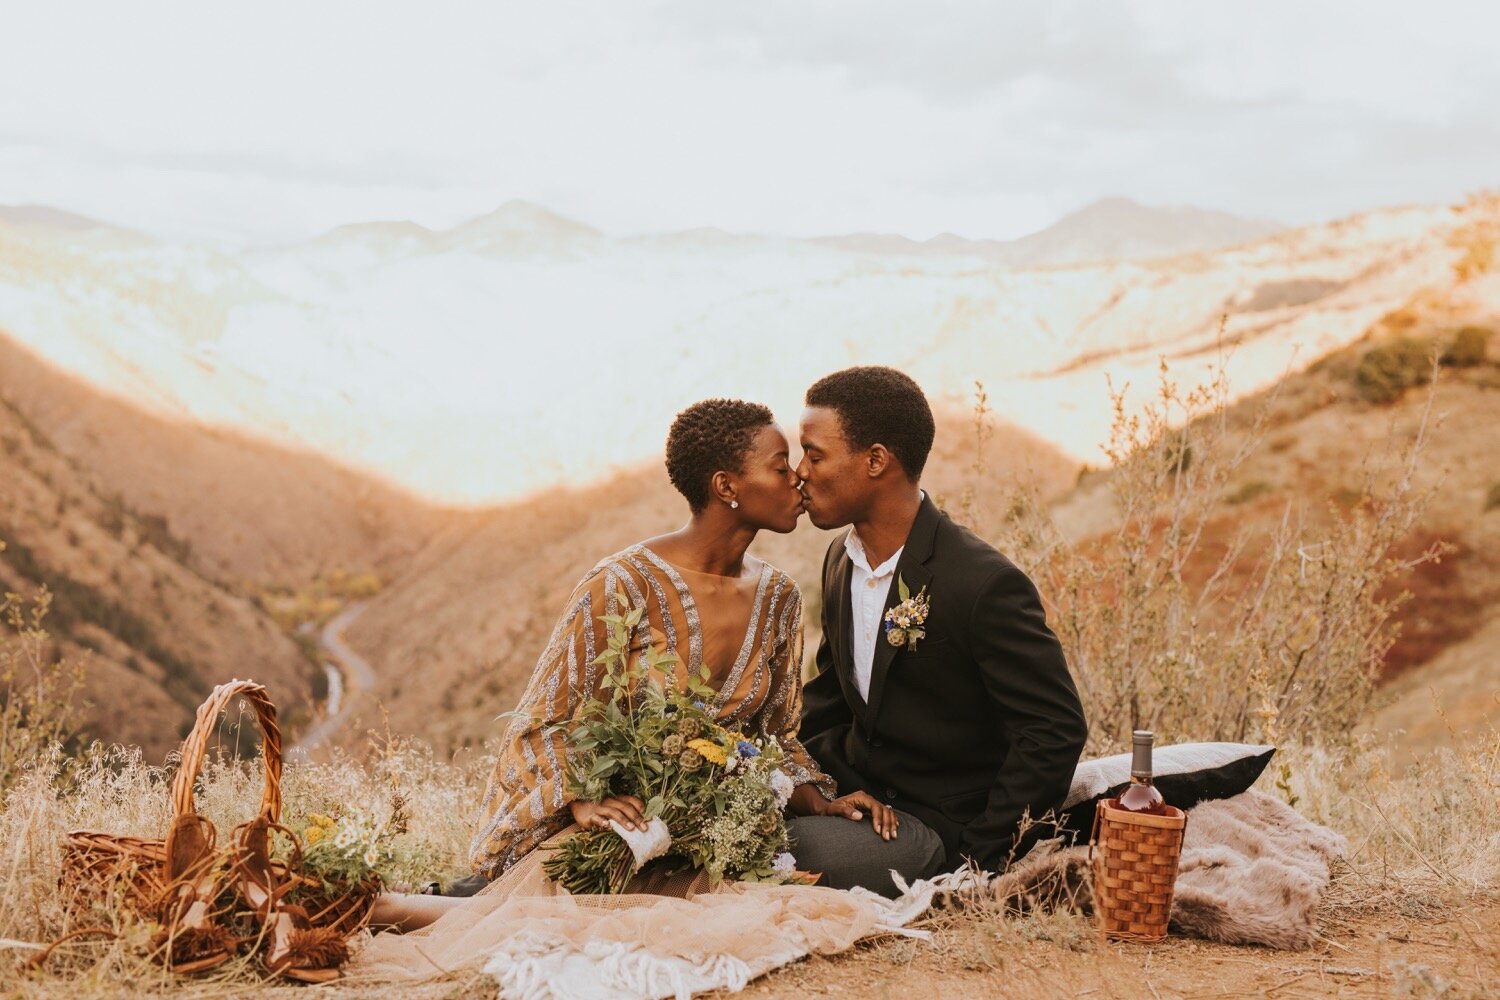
[865,496,941,726]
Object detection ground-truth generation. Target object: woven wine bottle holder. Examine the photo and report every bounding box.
[1088,799,1187,942]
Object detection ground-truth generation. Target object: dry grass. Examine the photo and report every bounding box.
[0,726,1490,997]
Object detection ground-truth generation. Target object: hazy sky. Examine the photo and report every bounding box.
[3,0,1497,246]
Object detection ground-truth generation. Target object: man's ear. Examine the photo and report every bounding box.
[865,444,892,479]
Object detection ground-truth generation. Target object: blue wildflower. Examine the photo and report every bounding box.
[736,739,760,758]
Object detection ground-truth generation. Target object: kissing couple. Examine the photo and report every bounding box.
[373,365,1088,932]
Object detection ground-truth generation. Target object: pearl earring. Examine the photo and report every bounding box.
[729,500,739,509]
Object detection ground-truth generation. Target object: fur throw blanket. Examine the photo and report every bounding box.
[955,790,1348,949]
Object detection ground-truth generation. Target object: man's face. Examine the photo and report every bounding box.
[796,406,871,529]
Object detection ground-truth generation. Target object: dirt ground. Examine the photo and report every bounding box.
[736,895,1499,1000]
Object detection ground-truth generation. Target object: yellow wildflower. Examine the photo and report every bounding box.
[305,825,323,845]
[688,738,727,765]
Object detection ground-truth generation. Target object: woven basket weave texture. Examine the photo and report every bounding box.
[1090,799,1187,942]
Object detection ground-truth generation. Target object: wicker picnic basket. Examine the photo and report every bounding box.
[57,679,378,979]
[1088,799,1187,942]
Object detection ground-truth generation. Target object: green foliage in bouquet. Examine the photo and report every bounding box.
[541,605,804,894]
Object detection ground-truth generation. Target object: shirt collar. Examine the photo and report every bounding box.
[844,529,903,577]
[843,490,925,577]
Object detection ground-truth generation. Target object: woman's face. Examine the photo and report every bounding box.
[729,424,805,534]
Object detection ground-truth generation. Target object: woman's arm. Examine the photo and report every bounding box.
[755,583,839,800]
[468,561,645,876]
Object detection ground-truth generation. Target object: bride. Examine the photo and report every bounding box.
[367,398,893,935]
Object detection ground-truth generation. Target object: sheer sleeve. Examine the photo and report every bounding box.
[754,582,837,800]
[467,561,632,878]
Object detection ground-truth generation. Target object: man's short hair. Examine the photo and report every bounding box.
[805,366,935,481]
[665,398,774,512]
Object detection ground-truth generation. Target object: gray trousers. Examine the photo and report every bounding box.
[785,809,947,898]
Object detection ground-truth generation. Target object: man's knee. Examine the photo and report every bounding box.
[895,814,946,882]
[786,811,944,897]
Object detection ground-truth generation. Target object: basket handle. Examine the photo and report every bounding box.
[1087,799,1104,864]
[170,679,283,827]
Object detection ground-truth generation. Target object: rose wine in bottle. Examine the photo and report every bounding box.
[1114,730,1167,815]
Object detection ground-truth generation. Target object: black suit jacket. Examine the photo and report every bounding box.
[801,495,1088,871]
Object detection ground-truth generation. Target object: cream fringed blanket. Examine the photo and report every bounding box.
[348,843,942,999]
[350,792,1345,998]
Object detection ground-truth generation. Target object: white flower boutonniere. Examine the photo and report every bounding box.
[883,574,930,652]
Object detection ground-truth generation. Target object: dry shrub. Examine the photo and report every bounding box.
[1355,337,1434,404]
[1440,326,1492,368]
[971,360,1440,750]
[0,574,83,790]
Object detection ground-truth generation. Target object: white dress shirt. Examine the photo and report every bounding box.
[845,529,904,703]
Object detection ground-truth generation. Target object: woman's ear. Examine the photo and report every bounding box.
[710,470,737,507]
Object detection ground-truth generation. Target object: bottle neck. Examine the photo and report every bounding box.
[1130,737,1154,782]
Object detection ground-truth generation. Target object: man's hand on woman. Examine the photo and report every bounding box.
[787,784,900,841]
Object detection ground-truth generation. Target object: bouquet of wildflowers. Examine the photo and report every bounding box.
[292,808,395,884]
[540,606,810,894]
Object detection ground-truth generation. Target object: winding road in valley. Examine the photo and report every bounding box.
[288,601,375,758]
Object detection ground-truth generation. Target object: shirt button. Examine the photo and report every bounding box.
[885,788,897,801]
[866,579,877,588]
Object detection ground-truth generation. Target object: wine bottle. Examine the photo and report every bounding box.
[1114,730,1167,815]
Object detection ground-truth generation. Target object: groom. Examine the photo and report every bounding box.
[787,366,1088,892]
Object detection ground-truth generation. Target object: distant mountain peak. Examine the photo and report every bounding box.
[320,219,434,241]
[451,200,600,239]
[1004,196,1284,265]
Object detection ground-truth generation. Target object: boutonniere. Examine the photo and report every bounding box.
[883,575,930,652]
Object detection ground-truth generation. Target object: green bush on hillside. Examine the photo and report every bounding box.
[1440,326,1492,368]
[1354,337,1433,404]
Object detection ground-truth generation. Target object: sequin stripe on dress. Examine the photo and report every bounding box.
[620,548,681,654]
[714,562,774,717]
[756,578,804,728]
[634,546,704,676]
[745,576,795,725]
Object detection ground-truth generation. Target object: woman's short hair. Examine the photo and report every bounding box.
[665,398,775,512]
[805,366,934,480]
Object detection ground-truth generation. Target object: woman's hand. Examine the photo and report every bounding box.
[569,795,648,832]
